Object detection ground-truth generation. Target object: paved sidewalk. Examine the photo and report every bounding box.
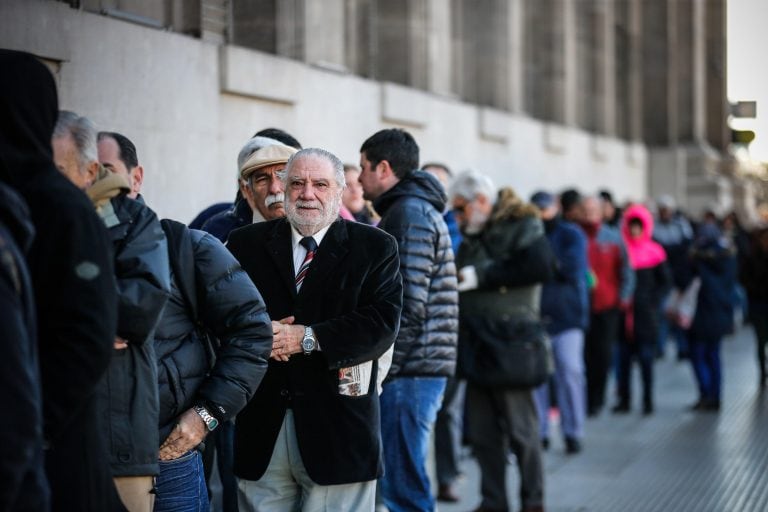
[438,325,768,512]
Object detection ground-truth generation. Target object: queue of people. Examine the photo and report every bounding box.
[1,49,764,512]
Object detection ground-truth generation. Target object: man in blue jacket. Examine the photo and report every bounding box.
[531,191,589,454]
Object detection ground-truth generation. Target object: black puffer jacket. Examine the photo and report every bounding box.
[155,228,272,442]
[373,170,458,378]
[89,179,171,477]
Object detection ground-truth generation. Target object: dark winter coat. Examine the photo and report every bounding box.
[690,226,737,340]
[201,196,251,243]
[373,170,458,378]
[540,218,589,335]
[0,50,124,511]
[456,193,556,384]
[155,227,272,442]
[0,184,49,511]
[89,177,171,476]
[621,205,671,345]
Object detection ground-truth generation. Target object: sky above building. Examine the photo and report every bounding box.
[728,0,768,162]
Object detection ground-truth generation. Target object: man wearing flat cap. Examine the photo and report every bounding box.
[239,144,298,224]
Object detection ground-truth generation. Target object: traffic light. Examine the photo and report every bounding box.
[731,129,756,145]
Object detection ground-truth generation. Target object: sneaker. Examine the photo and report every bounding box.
[437,483,460,503]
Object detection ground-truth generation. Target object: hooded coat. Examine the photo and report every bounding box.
[0,50,124,510]
[88,171,171,476]
[455,188,556,384]
[689,223,736,339]
[373,170,458,378]
[0,184,49,511]
[621,204,671,344]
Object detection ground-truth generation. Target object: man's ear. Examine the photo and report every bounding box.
[85,160,100,188]
[131,165,144,195]
[378,160,393,179]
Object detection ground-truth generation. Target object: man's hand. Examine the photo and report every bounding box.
[270,316,304,361]
[114,336,128,350]
[159,408,208,461]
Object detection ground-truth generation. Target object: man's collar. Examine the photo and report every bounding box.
[290,222,332,249]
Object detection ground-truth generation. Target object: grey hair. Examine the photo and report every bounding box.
[237,136,288,171]
[53,110,97,170]
[280,148,346,189]
[449,170,497,204]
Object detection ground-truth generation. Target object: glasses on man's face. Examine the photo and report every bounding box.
[453,201,471,215]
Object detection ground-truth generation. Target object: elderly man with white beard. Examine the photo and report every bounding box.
[227,148,403,512]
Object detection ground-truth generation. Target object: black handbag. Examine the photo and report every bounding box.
[457,315,552,389]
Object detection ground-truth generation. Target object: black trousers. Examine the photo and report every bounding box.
[584,308,620,413]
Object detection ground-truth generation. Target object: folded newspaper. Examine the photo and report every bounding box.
[337,345,394,397]
[338,361,372,397]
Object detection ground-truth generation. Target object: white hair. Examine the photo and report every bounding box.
[281,148,346,189]
[449,170,497,204]
[53,110,97,170]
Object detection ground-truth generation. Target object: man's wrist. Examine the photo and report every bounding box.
[193,404,219,431]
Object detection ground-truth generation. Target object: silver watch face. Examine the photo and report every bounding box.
[302,335,315,352]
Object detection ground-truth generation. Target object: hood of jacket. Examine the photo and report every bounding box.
[491,187,540,223]
[0,50,59,189]
[373,170,447,216]
[0,182,35,253]
[622,203,666,269]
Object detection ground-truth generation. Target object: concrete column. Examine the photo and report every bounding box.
[276,0,304,60]
[692,0,707,143]
[705,0,728,151]
[425,0,452,96]
[452,0,510,109]
[614,0,641,141]
[627,0,642,142]
[672,0,695,142]
[641,0,673,145]
[372,0,428,89]
[303,0,345,69]
[601,0,616,136]
[508,0,524,113]
[524,0,566,123]
[563,0,577,126]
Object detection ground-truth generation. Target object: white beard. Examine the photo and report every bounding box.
[463,209,489,235]
[286,193,341,236]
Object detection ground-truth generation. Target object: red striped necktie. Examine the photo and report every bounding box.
[295,236,317,290]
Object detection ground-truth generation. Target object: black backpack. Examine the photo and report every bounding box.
[160,219,217,367]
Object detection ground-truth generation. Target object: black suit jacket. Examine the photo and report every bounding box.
[227,218,403,484]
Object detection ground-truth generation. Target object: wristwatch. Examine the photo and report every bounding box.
[193,405,219,432]
[301,326,317,355]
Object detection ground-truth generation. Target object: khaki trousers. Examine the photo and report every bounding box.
[114,476,155,512]
[238,410,376,512]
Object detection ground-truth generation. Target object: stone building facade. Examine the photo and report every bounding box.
[0,0,735,222]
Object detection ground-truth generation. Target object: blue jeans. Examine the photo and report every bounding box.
[689,335,722,402]
[380,376,447,512]
[154,450,209,512]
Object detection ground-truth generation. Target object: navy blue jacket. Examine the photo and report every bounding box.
[690,242,737,340]
[540,218,589,335]
[201,197,251,243]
